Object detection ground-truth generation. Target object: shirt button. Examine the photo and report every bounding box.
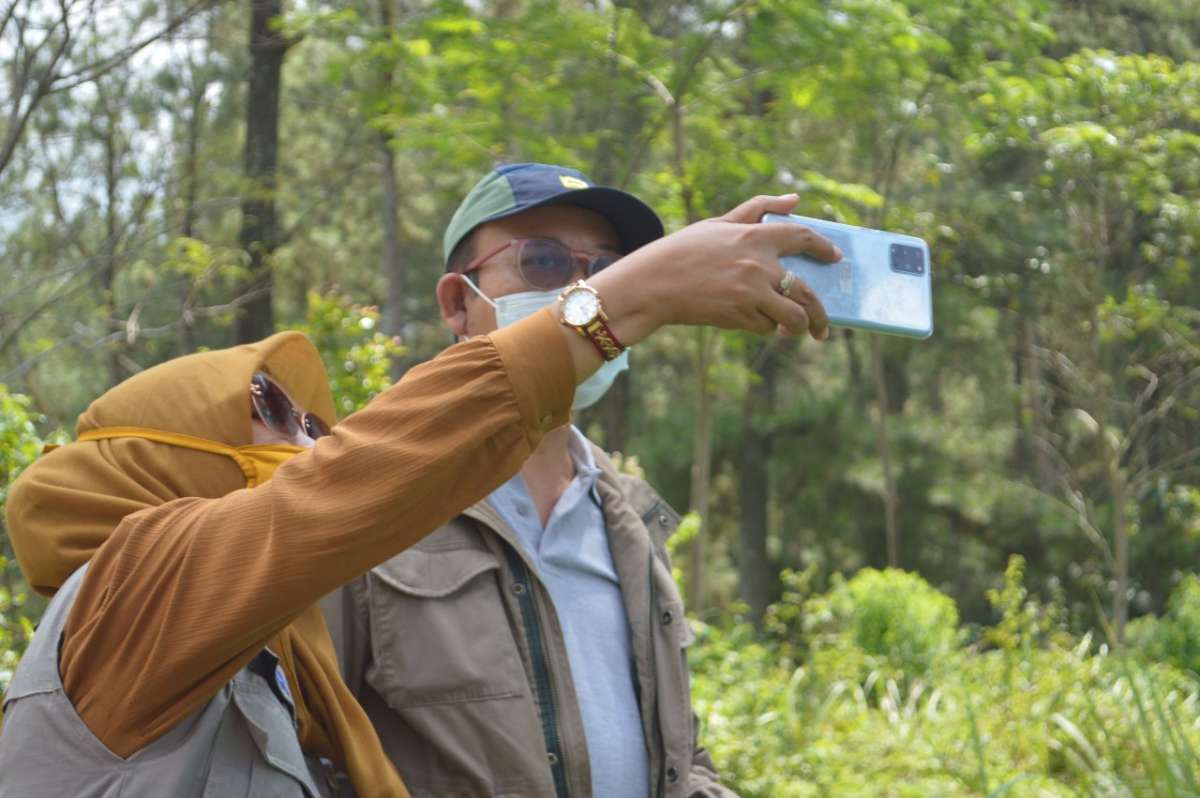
[666,766,679,783]
[658,514,670,527]
[516,503,530,517]
[512,583,527,596]
[661,610,674,625]
[547,751,559,766]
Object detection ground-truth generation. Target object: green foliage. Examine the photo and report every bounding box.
[666,511,701,601]
[1129,575,1200,677]
[804,568,961,680]
[986,554,1067,653]
[691,564,1200,797]
[288,292,406,417]
[0,387,58,696]
[0,387,47,500]
[158,236,249,285]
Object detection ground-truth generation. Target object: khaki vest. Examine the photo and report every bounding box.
[0,564,347,798]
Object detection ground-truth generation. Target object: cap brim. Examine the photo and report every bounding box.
[483,187,664,254]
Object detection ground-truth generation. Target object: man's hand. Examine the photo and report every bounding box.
[590,194,840,348]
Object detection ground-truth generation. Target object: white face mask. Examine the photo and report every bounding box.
[461,276,629,410]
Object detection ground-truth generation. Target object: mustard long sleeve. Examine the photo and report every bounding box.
[58,309,574,757]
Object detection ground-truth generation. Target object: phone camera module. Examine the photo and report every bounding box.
[890,243,925,275]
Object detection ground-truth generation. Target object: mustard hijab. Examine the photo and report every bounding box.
[5,331,409,797]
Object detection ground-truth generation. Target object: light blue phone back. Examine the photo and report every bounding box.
[763,213,933,339]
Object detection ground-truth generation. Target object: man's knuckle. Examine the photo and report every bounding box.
[731,227,758,247]
[731,257,757,281]
[731,285,754,308]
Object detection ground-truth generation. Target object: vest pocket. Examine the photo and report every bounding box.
[200,673,318,798]
[366,547,527,708]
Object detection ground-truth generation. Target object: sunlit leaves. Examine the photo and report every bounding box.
[287,291,405,418]
[0,386,58,694]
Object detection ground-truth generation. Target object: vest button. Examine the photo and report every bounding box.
[666,766,679,783]
[659,514,670,526]
[547,751,559,766]
[512,582,527,596]
[661,609,674,625]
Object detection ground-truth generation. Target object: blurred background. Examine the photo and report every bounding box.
[2,0,1200,793]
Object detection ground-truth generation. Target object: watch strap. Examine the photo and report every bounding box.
[580,317,625,361]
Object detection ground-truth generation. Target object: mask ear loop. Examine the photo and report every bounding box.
[459,273,497,308]
[76,426,259,487]
[454,273,498,344]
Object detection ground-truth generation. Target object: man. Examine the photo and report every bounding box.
[323,164,838,797]
[1,171,833,798]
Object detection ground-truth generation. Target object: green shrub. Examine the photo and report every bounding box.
[1128,574,1200,677]
[804,568,962,679]
[0,386,59,696]
[690,563,1200,797]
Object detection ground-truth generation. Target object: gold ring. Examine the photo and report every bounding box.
[777,271,795,298]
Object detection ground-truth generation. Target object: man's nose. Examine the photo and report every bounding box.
[570,255,592,280]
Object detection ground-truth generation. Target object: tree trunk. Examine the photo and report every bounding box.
[378,133,406,378]
[870,335,900,568]
[688,326,713,613]
[1110,447,1129,644]
[236,0,290,343]
[664,58,708,612]
[101,105,121,388]
[177,55,208,355]
[1014,281,1054,492]
[374,0,407,382]
[738,343,780,627]
[598,370,631,453]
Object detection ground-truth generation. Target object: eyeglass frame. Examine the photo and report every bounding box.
[249,371,331,441]
[458,237,623,290]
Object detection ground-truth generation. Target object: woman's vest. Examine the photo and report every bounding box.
[0,564,349,797]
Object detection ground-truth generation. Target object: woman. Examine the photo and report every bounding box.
[0,317,576,797]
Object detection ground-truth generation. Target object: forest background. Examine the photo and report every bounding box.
[3,0,1200,794]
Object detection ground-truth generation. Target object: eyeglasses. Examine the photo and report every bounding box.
[250,372,331,441]
[460,238,623,290]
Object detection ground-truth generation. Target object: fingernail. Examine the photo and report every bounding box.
[818,327,830,341]
[833,246,844,260]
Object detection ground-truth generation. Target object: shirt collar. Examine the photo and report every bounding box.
[567,426,599,470]
[486,426,603,517]
[567,426,602,494]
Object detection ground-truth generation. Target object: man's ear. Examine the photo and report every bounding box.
[436,273,470,338]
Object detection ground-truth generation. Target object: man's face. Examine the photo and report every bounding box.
[436,204,622,339]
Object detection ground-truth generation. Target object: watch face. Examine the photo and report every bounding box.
[562,288,600,326]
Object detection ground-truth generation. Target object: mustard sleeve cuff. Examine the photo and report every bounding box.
[488,307,575,444]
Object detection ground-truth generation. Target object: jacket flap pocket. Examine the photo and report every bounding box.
[371,548,500,598]
[231,682,318,792]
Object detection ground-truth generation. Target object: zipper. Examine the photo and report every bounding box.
[647,549,666,798]
[501,544,570,798]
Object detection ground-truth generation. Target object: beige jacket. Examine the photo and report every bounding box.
[322,449,736,798]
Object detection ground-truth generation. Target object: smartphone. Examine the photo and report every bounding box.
[762,213,933,339]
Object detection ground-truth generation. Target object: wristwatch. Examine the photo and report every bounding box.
[558,280,626,361]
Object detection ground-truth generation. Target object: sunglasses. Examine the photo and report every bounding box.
[250,372,331,441]
[460,238,623,290]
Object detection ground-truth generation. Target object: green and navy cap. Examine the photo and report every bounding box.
[443,163,664,267]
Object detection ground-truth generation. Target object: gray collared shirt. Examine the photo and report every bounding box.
[488,428,650,797]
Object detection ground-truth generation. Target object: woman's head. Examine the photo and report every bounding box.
[7,332,335,594]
